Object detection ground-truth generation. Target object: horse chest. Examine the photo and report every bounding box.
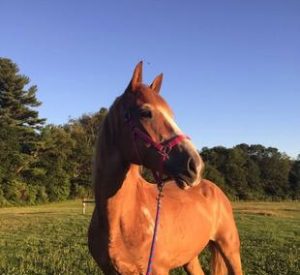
[112,209,153,248]
[107,233,149,274]
[105,207,155,272]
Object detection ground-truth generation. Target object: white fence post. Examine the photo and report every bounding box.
[82,199,86,215]
[82,198,95,214]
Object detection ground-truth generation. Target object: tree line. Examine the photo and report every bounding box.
[0,58,299,206]
[202,145,299,200]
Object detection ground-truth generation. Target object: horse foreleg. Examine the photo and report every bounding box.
[214,227,243,275]
[88,209,103,267]
[88,209,115,274]
[183,257,204,275]
[217,242,242,275]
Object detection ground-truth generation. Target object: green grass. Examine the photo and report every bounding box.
[0,201,299,274]
[0,201,101,275]
[234,201,300,275]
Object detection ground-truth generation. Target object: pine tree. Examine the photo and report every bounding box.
[0,58,45,128]
[0,58,45,203]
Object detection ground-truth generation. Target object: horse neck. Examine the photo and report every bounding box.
[96,155,140,203]
[94,108,142,218]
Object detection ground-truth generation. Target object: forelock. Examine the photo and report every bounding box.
[136,86,173,115]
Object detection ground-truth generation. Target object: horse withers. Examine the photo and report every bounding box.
[88,62,242,275]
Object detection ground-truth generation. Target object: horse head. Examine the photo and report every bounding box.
[115,62,204,189]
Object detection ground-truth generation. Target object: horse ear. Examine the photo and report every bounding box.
[150,73,163,94]
[126,61,143,92]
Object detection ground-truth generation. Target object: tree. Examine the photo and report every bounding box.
[0,58,45,128]
[224,148,248,199]
[0,58,45,203]
[254,147,291,199]
[65,108,108,197]
[201,144,293,200]
[35,125,75,201]
[235,144,263,199]
[289,157,300,199]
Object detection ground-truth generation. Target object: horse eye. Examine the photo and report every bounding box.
[138,108,152,119]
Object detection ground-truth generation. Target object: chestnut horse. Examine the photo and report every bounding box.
[88,62,242,275]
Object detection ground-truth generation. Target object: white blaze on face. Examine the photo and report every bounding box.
[158,105,204,185]
[157,106,182,135]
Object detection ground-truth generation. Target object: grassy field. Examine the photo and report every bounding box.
[0,200,299,275]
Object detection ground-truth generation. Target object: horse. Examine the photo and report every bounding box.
[88,62,243,275]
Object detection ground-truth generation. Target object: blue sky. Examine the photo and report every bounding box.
[1,0,299,158]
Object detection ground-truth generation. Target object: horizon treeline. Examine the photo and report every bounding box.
[0,58,299,206]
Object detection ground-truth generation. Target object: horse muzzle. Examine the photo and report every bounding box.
[164,142,203,189]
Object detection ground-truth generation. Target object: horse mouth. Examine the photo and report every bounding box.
[174,176,190,190]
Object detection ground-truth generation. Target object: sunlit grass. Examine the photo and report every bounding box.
[1,200,299,274]
[0,200,101,275]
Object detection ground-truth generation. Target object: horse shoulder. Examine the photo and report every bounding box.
[196,179,233,210]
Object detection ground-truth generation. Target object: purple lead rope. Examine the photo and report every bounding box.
[123,109,189,274]
[146,171,164,275]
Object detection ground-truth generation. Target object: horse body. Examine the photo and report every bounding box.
[88,62,242,274]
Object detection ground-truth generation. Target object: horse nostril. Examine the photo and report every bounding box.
[187,158,197,176]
